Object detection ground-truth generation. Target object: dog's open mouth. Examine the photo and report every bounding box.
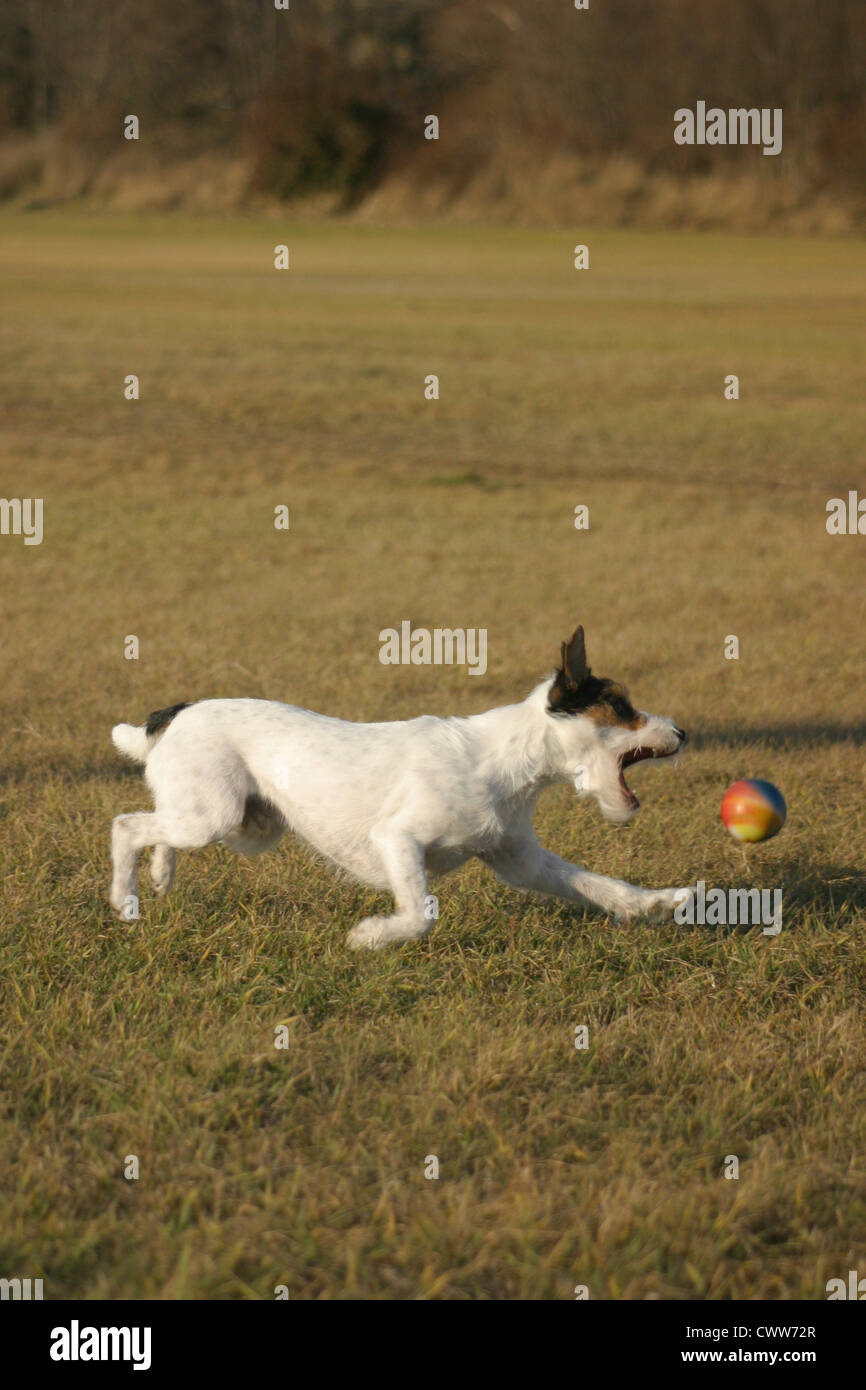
[618,746,676,809]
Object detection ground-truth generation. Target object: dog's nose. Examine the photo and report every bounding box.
[674,725,687,744]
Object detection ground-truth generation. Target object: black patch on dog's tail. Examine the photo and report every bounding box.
[145,702,192,738]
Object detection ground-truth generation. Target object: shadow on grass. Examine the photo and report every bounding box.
[772,856,866,917]
[672,856,866,934]
[0,757,144,788]
[496,854,866,941]
[692,723,866,750]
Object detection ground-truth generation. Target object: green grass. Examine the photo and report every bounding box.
[1,211,865,1299]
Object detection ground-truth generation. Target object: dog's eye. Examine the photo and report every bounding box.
[610,697,633,721]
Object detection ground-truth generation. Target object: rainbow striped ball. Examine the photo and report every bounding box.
[721,779,786,843]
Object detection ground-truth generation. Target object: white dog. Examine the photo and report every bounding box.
[109,625,689,949]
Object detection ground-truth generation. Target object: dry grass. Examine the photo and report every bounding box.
[1,211,865,1299]
[3,127,865,234]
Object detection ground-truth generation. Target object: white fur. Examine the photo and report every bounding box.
[109,678,691,948]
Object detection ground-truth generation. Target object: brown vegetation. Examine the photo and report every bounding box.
[0,0,864,229]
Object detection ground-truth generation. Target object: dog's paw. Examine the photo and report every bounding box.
[347,914,432,950]
[670,885,697,921]
[346,916,392,951]
[616,887,693,923]
[648,885,695,921]
[109,889,140,921]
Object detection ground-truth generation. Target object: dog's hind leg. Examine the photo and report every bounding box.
[110,769,247,917]
[346,831,433,951]
[110,813,174,918]
[150,844,176,896]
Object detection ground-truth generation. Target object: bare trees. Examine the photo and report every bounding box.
[0,0,863,204]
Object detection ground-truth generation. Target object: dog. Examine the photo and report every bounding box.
[109,624,689,949]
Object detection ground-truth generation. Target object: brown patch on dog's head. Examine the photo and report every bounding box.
[547,626,646,729]
[582,681,645,729]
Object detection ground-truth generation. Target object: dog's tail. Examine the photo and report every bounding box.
[111,702,192,764]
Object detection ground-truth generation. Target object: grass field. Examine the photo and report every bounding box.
[1,211,865,1299]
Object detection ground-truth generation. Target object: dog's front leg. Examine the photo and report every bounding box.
[487,836,685,923]
[346,830,434,951]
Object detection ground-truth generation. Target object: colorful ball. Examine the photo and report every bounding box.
[721,779,786,843]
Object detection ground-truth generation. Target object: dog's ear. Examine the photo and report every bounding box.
[561,625,589,689]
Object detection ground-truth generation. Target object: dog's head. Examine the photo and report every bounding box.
[546,625,686,823]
